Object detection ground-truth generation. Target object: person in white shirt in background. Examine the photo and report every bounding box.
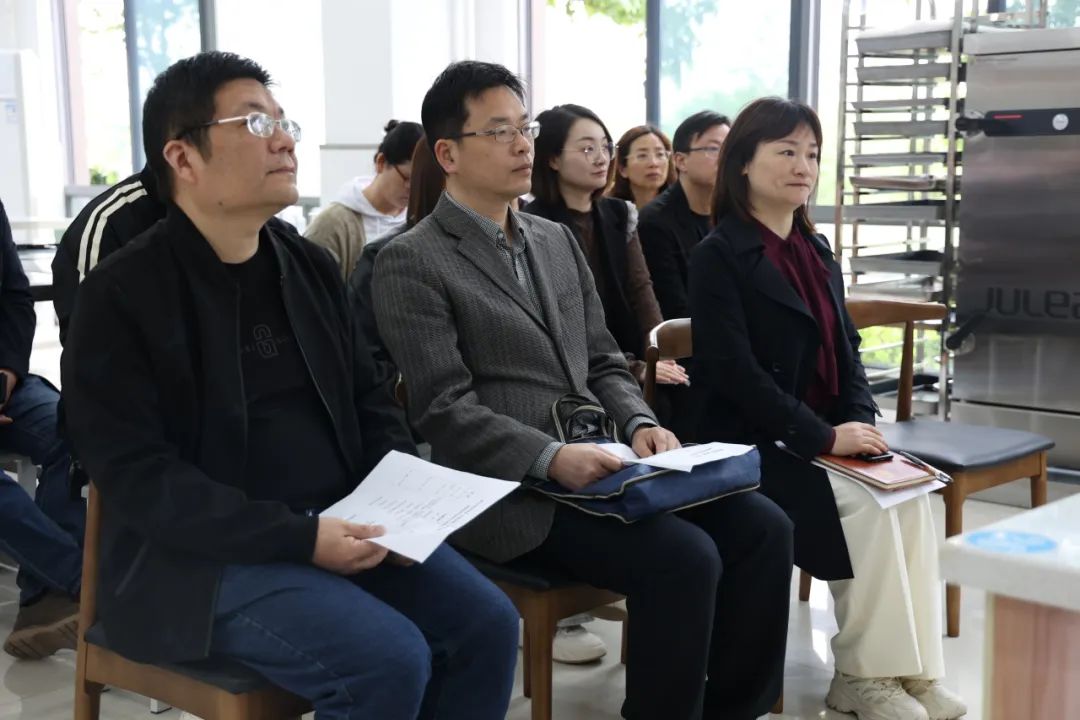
[306,119,422,278]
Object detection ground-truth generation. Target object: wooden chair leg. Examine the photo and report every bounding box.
[522,618,532,699]
[1031,452,1048,508]
[771,694,784,714]
[524,599,556,720]
[798,569,812,602]
[943,484,964,638]
[73,678,103,720]
[620,617,628,666]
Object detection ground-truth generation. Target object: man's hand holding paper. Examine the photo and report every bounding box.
[312,518,389,574]
[320,451,518,563]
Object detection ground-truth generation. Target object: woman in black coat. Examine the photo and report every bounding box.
[689,98,966,720]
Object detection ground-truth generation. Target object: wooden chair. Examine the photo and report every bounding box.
[74,483,311,720]
[797,297,1054,638]
[393,377,628,720]
[642,318,784,716]
[460,553,626,720]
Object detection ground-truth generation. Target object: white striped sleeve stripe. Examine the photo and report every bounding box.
[81,188,148,280]
[76,179,146,281]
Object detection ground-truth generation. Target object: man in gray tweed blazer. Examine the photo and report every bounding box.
[373,61,794,720]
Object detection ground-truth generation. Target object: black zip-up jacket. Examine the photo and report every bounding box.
[61,206,416,662]
[638,180,710,320]
[0,199,36,380]
[52,167,165,345]
[53,168,300,348]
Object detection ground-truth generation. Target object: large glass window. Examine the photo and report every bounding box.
[1048,0,1080,26]
[657,0,791,136]
[126,0,202,169]
[815,0,842,208]
[74,0,131,184]
[532,1,647,140]
[70,0,201,184]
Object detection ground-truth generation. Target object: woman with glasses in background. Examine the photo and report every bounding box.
[526,104,688,390]
[306,119,422,278]
[607,125,676,209]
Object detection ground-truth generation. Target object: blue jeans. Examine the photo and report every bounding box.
[210,544,519,720]
[0,375,83,605]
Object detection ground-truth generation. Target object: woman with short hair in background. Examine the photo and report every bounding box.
[607,125,676,209]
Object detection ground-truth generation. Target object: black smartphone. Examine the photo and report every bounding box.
[855,451,893,463]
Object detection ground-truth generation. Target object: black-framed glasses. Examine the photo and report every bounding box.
[574,141,616,162]
[391,164,411,185]
[686,145,722,158]
[448,121,541,144]
[175,112,302,142]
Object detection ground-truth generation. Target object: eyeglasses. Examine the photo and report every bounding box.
[628,149,671,164]
[449,121,541,144]
[391,164,411,185]
[686,145,722,158]
[574,142,616,162]
[176,112,302,142]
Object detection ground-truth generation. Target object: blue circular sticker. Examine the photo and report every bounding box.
[966,530,1058,554]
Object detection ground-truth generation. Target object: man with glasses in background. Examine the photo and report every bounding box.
[374,62,792,720]
[61,51,518,719]
[639,110,730,320]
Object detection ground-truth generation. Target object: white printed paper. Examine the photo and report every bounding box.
[320,451,517,562]
[592,442,641,463]
[594,441,755,472]
[855,477,946,509]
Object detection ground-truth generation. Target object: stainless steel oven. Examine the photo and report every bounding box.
[956,28,1080,469]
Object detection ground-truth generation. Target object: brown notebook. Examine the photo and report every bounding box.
[814,454,936,491]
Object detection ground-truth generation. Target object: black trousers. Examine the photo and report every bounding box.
[521,490,794,720]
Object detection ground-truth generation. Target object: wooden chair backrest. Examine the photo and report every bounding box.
[643,319,691,408]
[640,298,946,419]
[845,297,946,422]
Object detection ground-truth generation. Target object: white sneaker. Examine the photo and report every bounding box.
[826,672,929,720]
[901,679,968,719]
[552,625,607,664]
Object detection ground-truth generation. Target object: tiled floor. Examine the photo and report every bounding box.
[3,487,1075,720]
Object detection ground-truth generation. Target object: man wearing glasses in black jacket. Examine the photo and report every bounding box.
[61,51,517,720]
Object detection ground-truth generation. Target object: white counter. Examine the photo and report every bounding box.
[940,492,1080,612]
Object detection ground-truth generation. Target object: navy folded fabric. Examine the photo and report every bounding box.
[531,445,761,522]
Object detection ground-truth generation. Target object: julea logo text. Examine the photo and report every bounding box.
[981,287,1080,320]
